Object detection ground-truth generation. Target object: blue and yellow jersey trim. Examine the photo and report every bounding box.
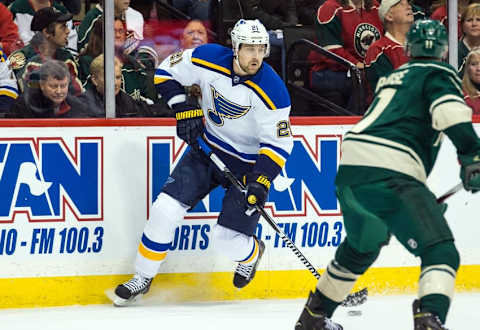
[154,69,173,85]
[191,57,231,76]
[239,238,259,263]
[138,234,169,261]
[204,130,257,163]
[259,143,290,168]
[0,85,18,99]
[191,44,290,111]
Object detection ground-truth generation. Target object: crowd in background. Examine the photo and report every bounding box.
[0,0,479,118]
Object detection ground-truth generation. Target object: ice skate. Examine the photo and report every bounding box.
[233,238,265,289]
[113,273,152,307]
[413,299,448,329]
[295,291,343,330]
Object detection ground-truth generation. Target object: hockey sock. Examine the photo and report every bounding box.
[135,233,171,277]
[335,238,380,274]
[316,260,359,316]
[309,289,341,318]
[238,237,260,266]
[420,294,450,324]
[418,241,459,323]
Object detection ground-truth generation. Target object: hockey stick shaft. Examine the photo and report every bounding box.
[436,182,463,204]
[195,138,367,307]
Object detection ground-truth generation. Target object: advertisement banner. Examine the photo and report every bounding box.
[0,118,479,306]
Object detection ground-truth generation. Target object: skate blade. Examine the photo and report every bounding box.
[105,288,143,307]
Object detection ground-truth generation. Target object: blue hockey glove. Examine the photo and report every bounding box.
[173,103,204,145]
[459,153,480,193]
[243,172,271,214]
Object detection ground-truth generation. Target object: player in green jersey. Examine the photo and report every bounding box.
[295,19,480,330]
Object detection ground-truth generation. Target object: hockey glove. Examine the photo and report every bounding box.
[243,172,271,214]
[459,153,480,192]
[173,103,204,145]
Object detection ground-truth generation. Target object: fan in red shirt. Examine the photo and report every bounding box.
[364,0,413,100]
[309,0,383,110]
[0,3,23,56]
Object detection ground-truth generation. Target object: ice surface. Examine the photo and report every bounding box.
[1,293,478,329]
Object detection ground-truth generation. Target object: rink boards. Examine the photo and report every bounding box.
[0,117,479,308]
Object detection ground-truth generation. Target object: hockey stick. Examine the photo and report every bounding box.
[436,182,463,204]
[194,138,368,307]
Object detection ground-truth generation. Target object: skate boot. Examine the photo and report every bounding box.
[413,299,448,329]
[113,273,153,307]
[295,291,343,330]
[233,238,265,289]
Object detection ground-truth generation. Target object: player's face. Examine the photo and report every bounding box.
[40,76,69,106]
[236,44,266,75]
[468,54,480,84]
[463,15,480,39]
[389,0,413,24]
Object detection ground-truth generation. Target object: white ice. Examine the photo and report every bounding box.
[1,293,478,329]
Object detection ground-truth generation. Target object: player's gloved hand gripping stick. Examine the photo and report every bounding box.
[194,137,368,307]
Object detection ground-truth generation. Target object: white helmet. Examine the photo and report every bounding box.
[231,19,270,57]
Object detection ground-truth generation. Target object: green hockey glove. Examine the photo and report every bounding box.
[459,153,480,192]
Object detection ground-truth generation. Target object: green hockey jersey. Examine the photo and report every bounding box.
[337,60,473,186]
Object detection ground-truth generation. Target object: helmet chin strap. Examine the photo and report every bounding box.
[233,54,248,76]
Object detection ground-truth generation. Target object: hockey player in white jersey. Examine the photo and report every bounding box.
[113,19,293,306]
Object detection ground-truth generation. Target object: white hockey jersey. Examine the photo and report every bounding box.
[154,43,293,179]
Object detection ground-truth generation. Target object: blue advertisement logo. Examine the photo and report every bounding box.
[148,136,340,217]
[0,138,103,223]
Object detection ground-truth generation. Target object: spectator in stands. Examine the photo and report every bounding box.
[8,7,82,95]
[430,0,480,38]
[459,4,480,76]
[78,16,157,104]
[78,54,170,117]
[309,0,383,110]
[113,16,158,103]
[78,0,144,53]
[0,3,23,56]
[78,16,103,87]
[0,46,18,115]
[365,0,413,92]
[8,59,90,118]
[9,0,78,51]
[180,19,208,50]
[172,0,210,21]
[463,47,480,114]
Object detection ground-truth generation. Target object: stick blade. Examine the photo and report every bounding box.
[341,287,368,307]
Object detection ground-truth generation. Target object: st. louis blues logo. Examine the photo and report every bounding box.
[207,86,250,126]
